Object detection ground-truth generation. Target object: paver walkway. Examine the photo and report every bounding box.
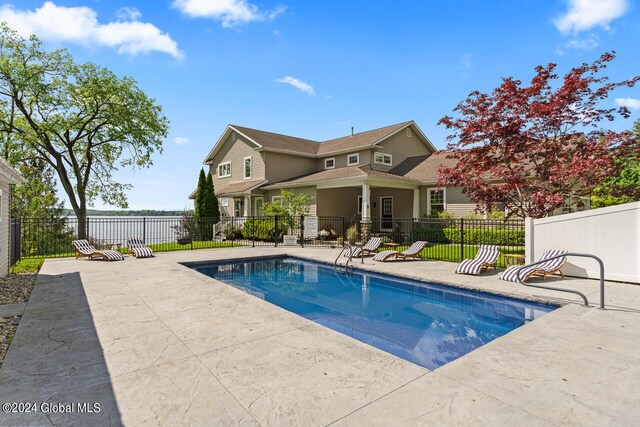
[1,247,639,426]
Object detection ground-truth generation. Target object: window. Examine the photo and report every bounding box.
[244,156,252,179]
[374,152,392,166]
[347,153,359,166]
[219,197,229,207]
[428,188,446,216]
[272,195,282,204]
[357,195,362,214]
[324,158,335,169]
[218,161,231,178]
[406,128,412,137]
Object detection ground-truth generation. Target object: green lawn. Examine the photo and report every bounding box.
[396,243,525,267]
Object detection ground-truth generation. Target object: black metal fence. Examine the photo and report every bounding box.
[10,215,525,268]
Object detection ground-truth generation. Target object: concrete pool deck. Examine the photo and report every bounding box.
[0,246,639,426]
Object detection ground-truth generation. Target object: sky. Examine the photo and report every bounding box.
[0,0,639,210]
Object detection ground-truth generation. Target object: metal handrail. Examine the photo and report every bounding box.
[334,244,362,273]
[515,252,605,309]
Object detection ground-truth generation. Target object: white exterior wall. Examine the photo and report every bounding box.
[526,202,640,283]
[0,180,8,276]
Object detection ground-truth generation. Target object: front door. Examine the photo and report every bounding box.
[381,197,393,230]
[234,198,244,217]
[254,197,264,216]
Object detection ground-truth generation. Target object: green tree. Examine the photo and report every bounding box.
[592,118,640,208]
[0,25,169,238]
[194,169,206,218]
[203,172,219,220]
[261,190,312,232]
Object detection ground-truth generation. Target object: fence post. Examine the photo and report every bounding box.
[143,217,146,243]
[252,216,255,248]
[300,215,305,247]
[341,217,345,246]
[86,216,90,240]
[274,215,278,247]
[460,218,465,261]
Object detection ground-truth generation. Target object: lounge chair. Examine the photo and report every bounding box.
[72,239,124,261]
[373,241,427,262]
[455,245,500,275]
[127,237,154,258]
[499,249,568,282]
[344,237,383,258]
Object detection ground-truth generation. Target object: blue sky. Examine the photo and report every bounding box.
[1,0,639,210]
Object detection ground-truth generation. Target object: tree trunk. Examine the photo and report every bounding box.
[76,207,87,240]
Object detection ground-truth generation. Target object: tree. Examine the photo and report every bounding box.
[261,190,312,232]
[437,52,639,219]
[194,169,207,218]
[592,118,640,207]
[203,172,219,220]
[0,25,169,238]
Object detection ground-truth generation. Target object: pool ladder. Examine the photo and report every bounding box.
[335,244,358,273]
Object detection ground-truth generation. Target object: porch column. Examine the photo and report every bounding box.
[244,195,251,216]
[361,183,371,221]
[413,188,420,219]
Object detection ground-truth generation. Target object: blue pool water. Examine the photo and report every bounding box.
[189,256,555,370]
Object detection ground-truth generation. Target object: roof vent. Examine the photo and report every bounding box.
[351,126,354,136]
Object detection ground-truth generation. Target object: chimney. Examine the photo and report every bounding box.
[351,126,354,136]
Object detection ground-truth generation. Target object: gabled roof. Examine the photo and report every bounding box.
[203,120,436,164]
[263,165,420,189]
[389,152,457,184]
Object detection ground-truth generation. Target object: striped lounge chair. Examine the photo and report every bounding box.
[373,241,428,262]
[127,237,154,258]
[72,240,124,261]
[455,245,500,275]
[499,249,568,282]
[344,237,383,258]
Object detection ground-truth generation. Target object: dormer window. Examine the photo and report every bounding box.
[374,153,392,166]
[347,153,359,166]
[324,158,335,169]
[218,161,231,178]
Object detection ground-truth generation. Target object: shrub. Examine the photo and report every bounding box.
[242,218,285,241]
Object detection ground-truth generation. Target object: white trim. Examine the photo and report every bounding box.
[373,152,393,166]
[219,197,229,207]
[272,195,282,203]
[347,153,359,166]
[243,156,252,180]
[218,161,231,178]
[427,187,446,215]
[324,157,336,169]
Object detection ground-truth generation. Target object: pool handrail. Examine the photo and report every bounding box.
[515,252,605,309]
[335,244,363,273]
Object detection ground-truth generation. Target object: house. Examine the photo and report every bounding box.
[197,121,479,229]
[0,158,25,276]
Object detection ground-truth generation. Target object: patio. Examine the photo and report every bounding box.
[1,247,639,426]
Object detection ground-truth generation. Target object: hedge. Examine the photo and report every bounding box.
[412,226,524,246]
[241,218,286,241]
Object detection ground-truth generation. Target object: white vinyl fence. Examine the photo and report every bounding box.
[525,201,640,284]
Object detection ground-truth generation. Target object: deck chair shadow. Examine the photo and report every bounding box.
[344,237,383,258]
[455,245,500,275]
[373,241,428,262]
[499,249,568,282]
[127,237,154,258]
[72,239,124,261]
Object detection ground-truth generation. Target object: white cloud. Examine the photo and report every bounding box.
[276,76,315,96]
[0,2,182,59]
[615,97,640,109]
[555,0,629,34]
[116,7,142,21]
[459,53,473,70]
[174,136,189,145]
[564,35,599,50]
[172,0,286,28]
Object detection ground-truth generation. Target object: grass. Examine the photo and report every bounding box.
[147,241,239,252]
[11,257,45,274]
[395,243,525,268]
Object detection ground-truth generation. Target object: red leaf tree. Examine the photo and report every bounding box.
[437,52,640,219]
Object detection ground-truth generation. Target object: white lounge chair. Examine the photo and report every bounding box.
[499,249,568,282]
[127,237,154,258]
[72,239,124,261]
[455,245,500,275]
[344,237,383,258]
[373,241,427,262]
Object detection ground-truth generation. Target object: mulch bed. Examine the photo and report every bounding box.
[0,274,37,368]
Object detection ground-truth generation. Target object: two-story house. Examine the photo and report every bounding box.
[196,121,479,229]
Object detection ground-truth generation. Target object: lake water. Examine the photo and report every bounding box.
[72,216,183,245]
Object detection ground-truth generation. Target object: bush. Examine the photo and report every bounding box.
[412,226,524,246]
[241,218,285,241]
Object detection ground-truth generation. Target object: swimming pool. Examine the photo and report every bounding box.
[189,256,555,370]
